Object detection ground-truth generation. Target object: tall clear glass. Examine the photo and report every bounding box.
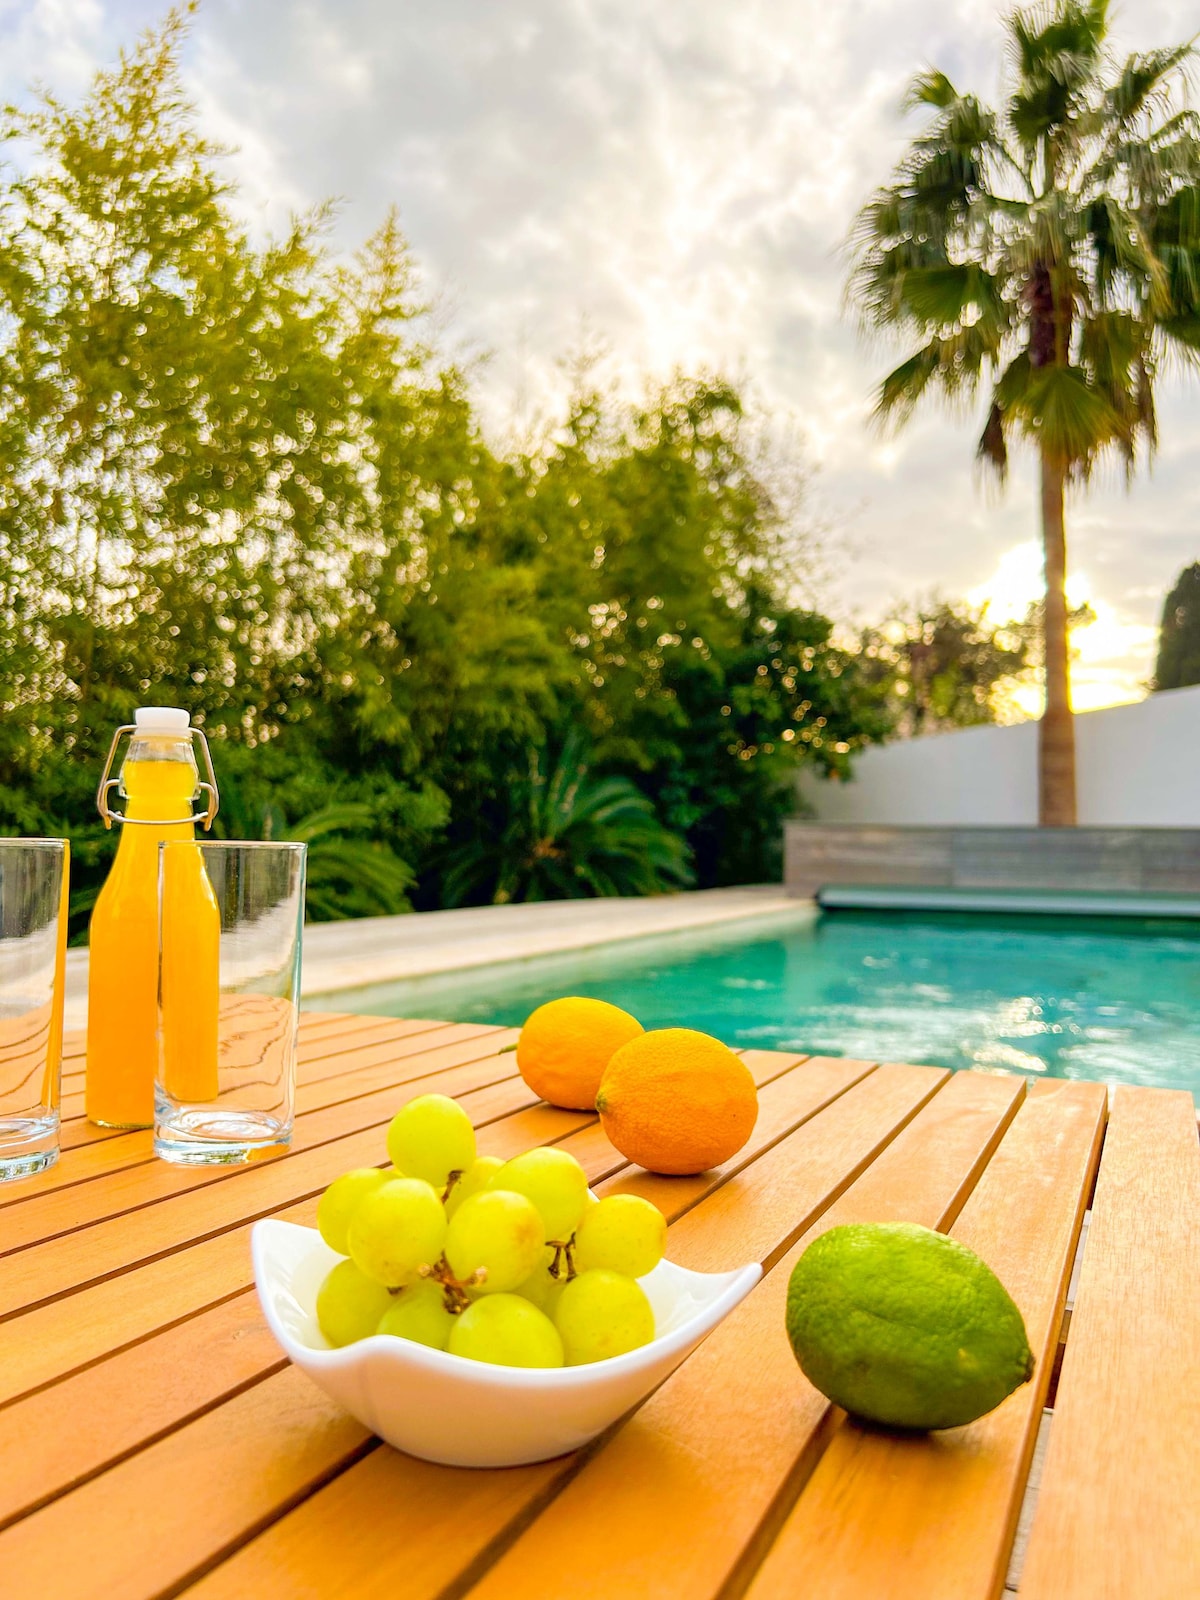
[155,840,306,1165]
[0,838,69,1182]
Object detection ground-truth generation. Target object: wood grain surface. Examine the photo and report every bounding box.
[0,1012,1192,1600]
[743,1077,1106,1600]
[1018,1085,1200,1600]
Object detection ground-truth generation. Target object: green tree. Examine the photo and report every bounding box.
[455,381,889,889]
[859,599,1032,735]
[0,13,367,740]
[850,1,1200,824]
[0,12,891,924]
[1154,562,1200,690]
[0,12,542,921]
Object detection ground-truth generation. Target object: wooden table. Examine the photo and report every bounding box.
[2,1013,1197,1599]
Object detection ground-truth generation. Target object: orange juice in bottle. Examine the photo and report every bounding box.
[86,707,220,1128]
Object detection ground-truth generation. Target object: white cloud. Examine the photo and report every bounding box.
[2,0,1197,707]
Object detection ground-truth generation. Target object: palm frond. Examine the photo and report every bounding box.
[439,735,694,906]
[903,264,1008,330]
[874,324,1000,424]
[1089,114,1200,199]
[1076,310,1158,468]
[1008,362,1126,476]
[302,838,414,919]
[875,346,944,422]
[903,70,960,113]
[1106,43,1196,129]
[977,396,1010,478]
[1006,1,1110,155]
[282,801,377,843]
[1153,184,1200,320]
[1159,310,1200,367]
[849,0,1197,485]
[1086,196,1171,313]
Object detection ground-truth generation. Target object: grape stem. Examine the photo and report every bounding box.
[440,1170,465,1205]
[548,1239,578,1283]
[420,1255,484,1314]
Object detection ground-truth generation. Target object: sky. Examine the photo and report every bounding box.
[2,0,1197,713]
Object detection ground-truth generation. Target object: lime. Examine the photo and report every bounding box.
[785,1222,1035,1431]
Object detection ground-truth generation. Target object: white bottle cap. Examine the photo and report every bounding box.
[134,706,191,733]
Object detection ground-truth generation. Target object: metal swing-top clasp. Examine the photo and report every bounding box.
[95,715,221,831]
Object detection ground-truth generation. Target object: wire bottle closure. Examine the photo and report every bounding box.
[95,725,220,830]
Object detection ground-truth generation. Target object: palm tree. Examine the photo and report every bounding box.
[275,803,416,921]
[849,1,1200,824]
[442,731,694,906]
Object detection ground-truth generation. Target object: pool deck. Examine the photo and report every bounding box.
[62,885,804,1027]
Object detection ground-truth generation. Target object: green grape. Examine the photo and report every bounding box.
[448,1293,564,1367]
[377,1279,455,1350]
[316,1167,390,1256]
[514,1248,567,1319]
[572,1193,667,1279]
[444,1189,545,1294]
[490,1147,589,1242]
[555,1269,656,1365]
[346,1176,447,1288]
[386,1093,477,1189]
[445,1155,506,1219]
[316,1259,394,1347]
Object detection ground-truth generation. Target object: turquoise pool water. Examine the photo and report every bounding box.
[328,909,1200,1093]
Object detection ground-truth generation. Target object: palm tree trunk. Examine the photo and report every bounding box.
[1039,450,1077,826]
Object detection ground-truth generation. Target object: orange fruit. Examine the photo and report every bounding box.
[596,1027,757,1175]
[516,997,644,1111]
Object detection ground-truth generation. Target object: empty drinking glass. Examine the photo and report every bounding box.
[155,840,306,1165]
[0,838,69,1182]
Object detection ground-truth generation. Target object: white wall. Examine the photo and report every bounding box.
[801,684,1200,827]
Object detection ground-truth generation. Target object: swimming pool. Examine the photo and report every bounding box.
[323,908,1200,1094]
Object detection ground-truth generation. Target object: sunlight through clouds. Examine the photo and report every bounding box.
[970,543,1161,715]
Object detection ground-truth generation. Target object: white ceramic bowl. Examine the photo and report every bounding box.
[252,1218,761,1468]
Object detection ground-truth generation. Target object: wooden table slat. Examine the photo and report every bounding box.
[0,1073,539,1320]
[5,1011,1195,1600]
[17,1018,493,1203]
[7,1024,472,1210]
[0,1290,285,1530]
[0,1095,649,1529]
[1,1045,525,1255]
[0,1364,375,1600]
[54,1010,421,1091]
[0,1096,594,1408]
[744,1076,1107,1600]
[461,1068,1023,1600]
[1018,1084,1200,1600]
[0,1052,854,1600]
[56,1019,508,1125]
[0,1095,615,1597]
[0,1053,862,1510]
[184,1063,950,1600]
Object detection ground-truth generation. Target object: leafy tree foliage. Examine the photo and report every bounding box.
[1154,563,1200,691]
[0,14,888,929]
[856,595,1099,736]
[850,1,1200,824]
[859,600,1032,735]
[441,731,694,905]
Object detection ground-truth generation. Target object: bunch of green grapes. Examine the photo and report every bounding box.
[311,1090,668,1369]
